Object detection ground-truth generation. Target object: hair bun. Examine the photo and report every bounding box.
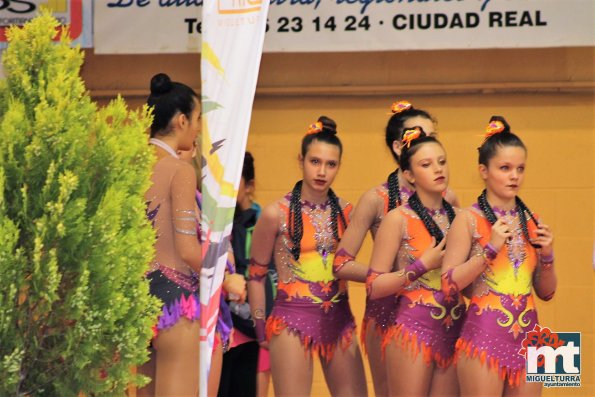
[488,115,511,133]
[150,73,173,96]
[317,115,337,135]
[390,100,413,114]
[401,126,426,148]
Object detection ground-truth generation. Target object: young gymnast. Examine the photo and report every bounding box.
[443,116,556,396]
[141,73,202,396]
[366,127,463,396]
[248,117,367,396]
[333,100,458,396]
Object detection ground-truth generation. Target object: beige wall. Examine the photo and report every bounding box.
[83,47,594,397]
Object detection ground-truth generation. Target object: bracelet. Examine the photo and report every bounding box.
[247,258,268,281]
[403,259,427,285]
[365,268,385,297]
[484,243,498,261]
[252,308,265,320]
[540,252,554,270]
[333,248,355,274]
[540,252,554,263]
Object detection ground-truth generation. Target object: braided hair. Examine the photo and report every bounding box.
[477,189,541,248]
[408,192,455,244]
[328,188,348,243]
[289,116,347,260]
[387,169,401,211]
[288,181,304,261]
[477,116,539,247]
[288,181,348,261]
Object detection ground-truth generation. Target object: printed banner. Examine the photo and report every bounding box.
[199,1,269,396]
[0,0,92,48]
[93,0,594,53]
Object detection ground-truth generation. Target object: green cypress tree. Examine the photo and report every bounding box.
[0,10,161,395]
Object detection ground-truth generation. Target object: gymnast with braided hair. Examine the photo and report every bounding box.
[333,100,459,397]
[442,116,556,396]
[247,116,367,396]
[366,126,464,396]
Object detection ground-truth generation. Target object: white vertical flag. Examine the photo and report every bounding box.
[200,1,269,396]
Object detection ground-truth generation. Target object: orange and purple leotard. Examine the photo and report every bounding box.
[361,183,415,344]
[456,204,539,387]
[265,194,356,360]
[382,206,465,367]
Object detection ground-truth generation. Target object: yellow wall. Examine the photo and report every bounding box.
[84,47,594,397]
[246,93,594,397]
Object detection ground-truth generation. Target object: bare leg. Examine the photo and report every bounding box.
[429,364,459,397]
[504,381,541,397]
[208,338,223,397]
[385,339,433,397]
[269,330,313,397]
[153,318,201,397]
[320,340,368,397]
[457,353,504,397]
[256,346,271,397]
[364,320,389,397]
[137,348,156,397]
[256,371,271,397]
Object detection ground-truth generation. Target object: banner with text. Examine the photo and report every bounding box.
[199,1,269,396]
[0,0,92,49]
[94,0,594,53]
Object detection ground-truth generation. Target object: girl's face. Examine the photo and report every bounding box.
[179,98,201,151]
[300,140,341,194]
[403,142,448,194]
[480,145,527,201]
[177,140,197,162]
[393,116,436,157]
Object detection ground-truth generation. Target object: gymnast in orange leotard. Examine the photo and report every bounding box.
[247,116,367,396]
[333,100,459,397]
[443,116,556,396]
[366,127,463,396]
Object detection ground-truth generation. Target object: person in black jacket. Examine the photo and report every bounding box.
[219,152,275,397]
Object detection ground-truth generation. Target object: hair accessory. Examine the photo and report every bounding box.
[306,121,323,135]
[401,126,423,148]
[484,120,505,140]
[390,100,412,114]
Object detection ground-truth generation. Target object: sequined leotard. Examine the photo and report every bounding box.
[264,194,356,359]
[456,204,540,386]
[145,156,201,337]
[382,205,465,367]
[360,183,414,346]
